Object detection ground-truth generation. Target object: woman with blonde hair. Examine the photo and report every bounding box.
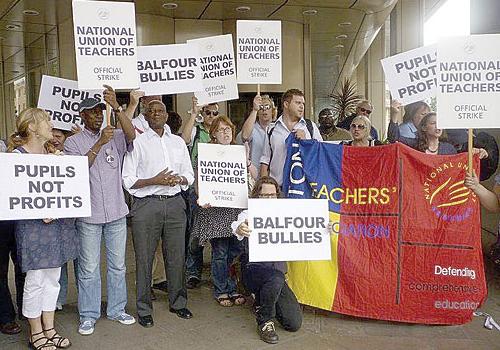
[342,115,383,147]
[8,108,77,350]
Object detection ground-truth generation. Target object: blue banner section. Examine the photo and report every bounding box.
[282,135,344,213]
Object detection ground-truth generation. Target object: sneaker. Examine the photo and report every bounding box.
[78,320,95,336]
[108,312,136,325]
[258,321,279,344]
[56,303,63,311]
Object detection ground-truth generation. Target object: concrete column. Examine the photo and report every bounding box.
[390,0,425,54]
[366,26,387,139]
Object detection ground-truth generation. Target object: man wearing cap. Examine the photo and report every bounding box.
[123,99,194,327]
[64,85,136,336]
[337,100,379,140]
[317,108,352,142]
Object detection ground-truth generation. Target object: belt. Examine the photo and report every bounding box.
[141,193,181,200]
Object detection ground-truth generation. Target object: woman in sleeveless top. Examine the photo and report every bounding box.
[7,108,76,350]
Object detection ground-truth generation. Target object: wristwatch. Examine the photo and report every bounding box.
[113,105,123,113]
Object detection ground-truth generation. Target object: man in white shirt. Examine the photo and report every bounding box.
[126,91,163,135]
[260,89,323,186]
[122,100,194,327]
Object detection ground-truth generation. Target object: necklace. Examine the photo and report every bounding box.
[426,146,438,153]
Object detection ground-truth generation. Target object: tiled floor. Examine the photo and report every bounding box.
[1,230,499,350]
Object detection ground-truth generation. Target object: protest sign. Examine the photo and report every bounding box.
[137,43,203,96]
[188,34,239,105]
[72,0,138,90]
[37,75,104,131]
[197,143,248,208]
[236,20,282,84]
[437,34,500,129]
[381,45,437,105]
[282,136,486,325]
[0,153,91,220]
[248,198,331,262]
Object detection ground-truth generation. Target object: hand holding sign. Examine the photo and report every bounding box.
[236,219,251,237]
[293,129,306,140]
[98,126,115,146]
[103,85,120,110]
[253,95,262,112]
[130,89,145,106]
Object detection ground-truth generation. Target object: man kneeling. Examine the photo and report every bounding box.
[231,177,302,344]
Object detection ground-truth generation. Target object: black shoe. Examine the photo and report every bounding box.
[186,277,200,289]
[151,288,157,301]
[138,315,154,328]
[152,281,168,293]
[169,308,193,319]
[258,321,279,344]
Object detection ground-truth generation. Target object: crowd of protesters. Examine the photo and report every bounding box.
[1,85,499,349]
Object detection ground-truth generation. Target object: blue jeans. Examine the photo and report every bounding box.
[76,217,128,321]
[210,236,243,298]
[57,259,79,306]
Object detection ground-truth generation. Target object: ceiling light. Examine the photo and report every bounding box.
[336,34,348,39]
[235,6,251,12]
[162,2,178,9]
[5,23,21,30]
[334,44,344,49]
[302,9,318,15]
[23,9,39,16]
[338,22,352,27]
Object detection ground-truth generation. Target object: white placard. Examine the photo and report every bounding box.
[236,20,282,84]
[248,199,331,262]
[72,0,139,90]
[197,143,248,209]
[381,45,437,105]
[0,153,91,220]
[37,75,104,131]
[137,43,203,96]
[437,34,500,129]
[188,35,239,105]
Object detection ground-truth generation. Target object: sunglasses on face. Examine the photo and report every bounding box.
[204,110,219,117]
[350,123,366,130]
[259,104,272,111]
[359,107,372,115]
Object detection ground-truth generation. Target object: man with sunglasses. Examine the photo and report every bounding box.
[237,94,276,168]
[64,86,137,335]
[180,97,219,290]
[337,100,379,140]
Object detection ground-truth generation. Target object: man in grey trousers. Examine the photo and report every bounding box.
[122,100,194,327]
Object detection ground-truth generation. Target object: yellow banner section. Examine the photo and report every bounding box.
[286,212,339,310]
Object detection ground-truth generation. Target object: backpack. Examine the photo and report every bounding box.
[267,119,315,165]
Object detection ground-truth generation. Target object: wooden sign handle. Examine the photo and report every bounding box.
[257,84,261,96]
[106,102,111,127]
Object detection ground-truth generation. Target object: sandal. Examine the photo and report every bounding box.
[230,294,246,306]
[216,295,234,307]
[29,330,55,350]
[44,328,71,349]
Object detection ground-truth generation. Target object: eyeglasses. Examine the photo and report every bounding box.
[216,127,232,134]
[204,110,219,117]
[359,107,372,115]
[258,193,278,198]
[350,124,366,130]
[259,104,272,111]
[148,108,166,114]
